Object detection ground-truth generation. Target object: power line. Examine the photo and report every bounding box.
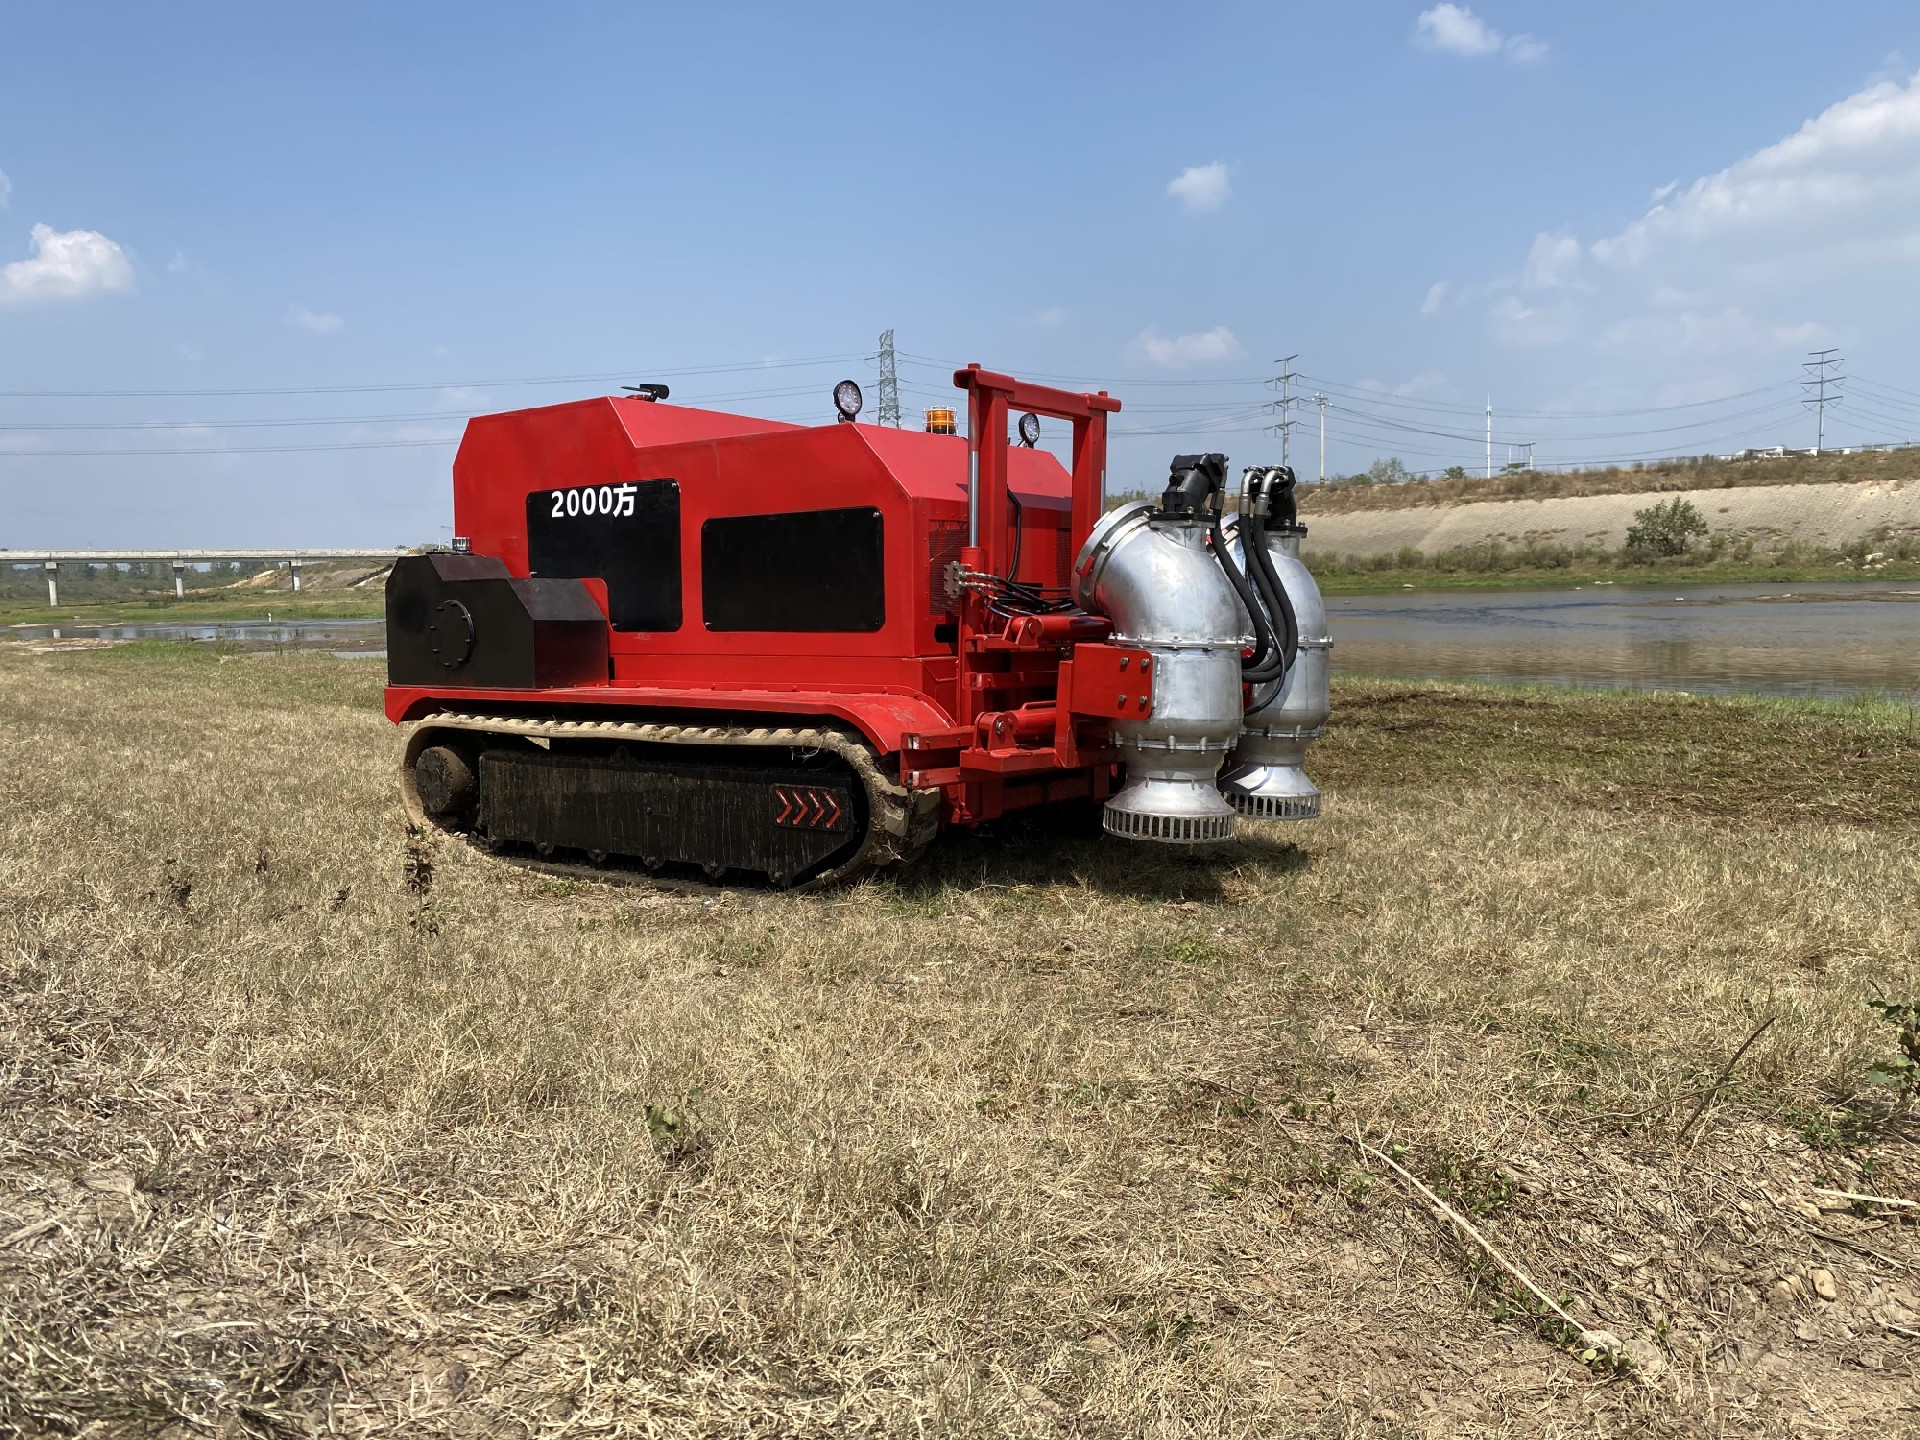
[898,349,1813,424]
[4,345,1912,473]
[1841,378,1920,417]
[894,352,1270,389]
[1319,395,1805,447]
[0,353,869,400]
[1847,374,1920,405]
[0,437,457,458]
[0,382,842,433]
[1297,374,1802,420]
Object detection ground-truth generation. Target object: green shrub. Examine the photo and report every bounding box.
[1624,498,1709,557]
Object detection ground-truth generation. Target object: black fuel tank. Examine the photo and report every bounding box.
[386,552,609,689]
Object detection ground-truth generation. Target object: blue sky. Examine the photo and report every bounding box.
[5,2,1920,546]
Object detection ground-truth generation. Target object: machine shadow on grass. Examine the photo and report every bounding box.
[494,820,1310,903]
[894,805,1312,904]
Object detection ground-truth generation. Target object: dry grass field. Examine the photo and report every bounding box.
[2,643,1918,1438]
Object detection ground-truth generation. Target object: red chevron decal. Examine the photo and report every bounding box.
[773,785,849,829]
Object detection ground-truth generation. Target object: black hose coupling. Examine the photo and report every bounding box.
[1244,465,1303,532]
[1159,452,1229,519]
[1269,465,1301,531]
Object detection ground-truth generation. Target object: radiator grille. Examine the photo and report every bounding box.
[928,519,966,615]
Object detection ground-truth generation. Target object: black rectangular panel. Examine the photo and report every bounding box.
[701,507,885,632]
[525,479,681,632]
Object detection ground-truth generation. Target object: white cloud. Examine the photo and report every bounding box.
[1488,294,1580,347]
[438,386,490,410]
[1415,4,1499,56]
[1167,161,1231,213]
[1592,69,1920,274]
[1126,325,1243,368]
[287,304,342,334]
[0,170,10,209]
[1420,280,1450,316]
[1522,232,1582,289]
[0,223,135,305]
[1359,370,1449,399]
[1596,308,1839,358]
[1413,6,1546,64]
[1462,65,1920,389]
[1029,305,1068,329]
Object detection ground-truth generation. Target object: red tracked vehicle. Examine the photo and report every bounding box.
[385,365,1330,886]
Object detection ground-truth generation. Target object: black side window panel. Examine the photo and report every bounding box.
[525,479,681,632]
[702,507,885,632]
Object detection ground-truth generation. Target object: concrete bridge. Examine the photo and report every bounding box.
[4,549,412,605]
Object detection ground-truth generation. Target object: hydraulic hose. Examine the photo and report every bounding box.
[1208,506,1280,678]
[1006,491,1024,585]
[1245,510,1299,678]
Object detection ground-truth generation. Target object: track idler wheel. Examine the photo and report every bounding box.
[414,745,476,820]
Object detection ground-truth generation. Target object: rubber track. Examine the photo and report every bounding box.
[401,711,943,887]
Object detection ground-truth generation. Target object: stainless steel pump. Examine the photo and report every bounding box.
[1219,488,1331,819]
[1074,455,1329,843]
[1075,493,1248,844]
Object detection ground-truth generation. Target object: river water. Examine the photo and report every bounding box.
[1328,581,1920,700]
[6,582,1916,700]
[4,618,387,660]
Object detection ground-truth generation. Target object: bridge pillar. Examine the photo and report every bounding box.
[44,561,57,608]
[290,558,303,593]
[172,559,186,599]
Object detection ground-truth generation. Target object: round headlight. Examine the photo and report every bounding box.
[1018,412,1041,447]
[834,379,864,420]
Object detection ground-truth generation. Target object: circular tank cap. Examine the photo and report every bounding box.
[427,598,476,669]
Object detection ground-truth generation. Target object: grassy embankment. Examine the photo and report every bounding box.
[1298,451,1920,593]
[2,643,1917,1436]
[1303,447,1920,514]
